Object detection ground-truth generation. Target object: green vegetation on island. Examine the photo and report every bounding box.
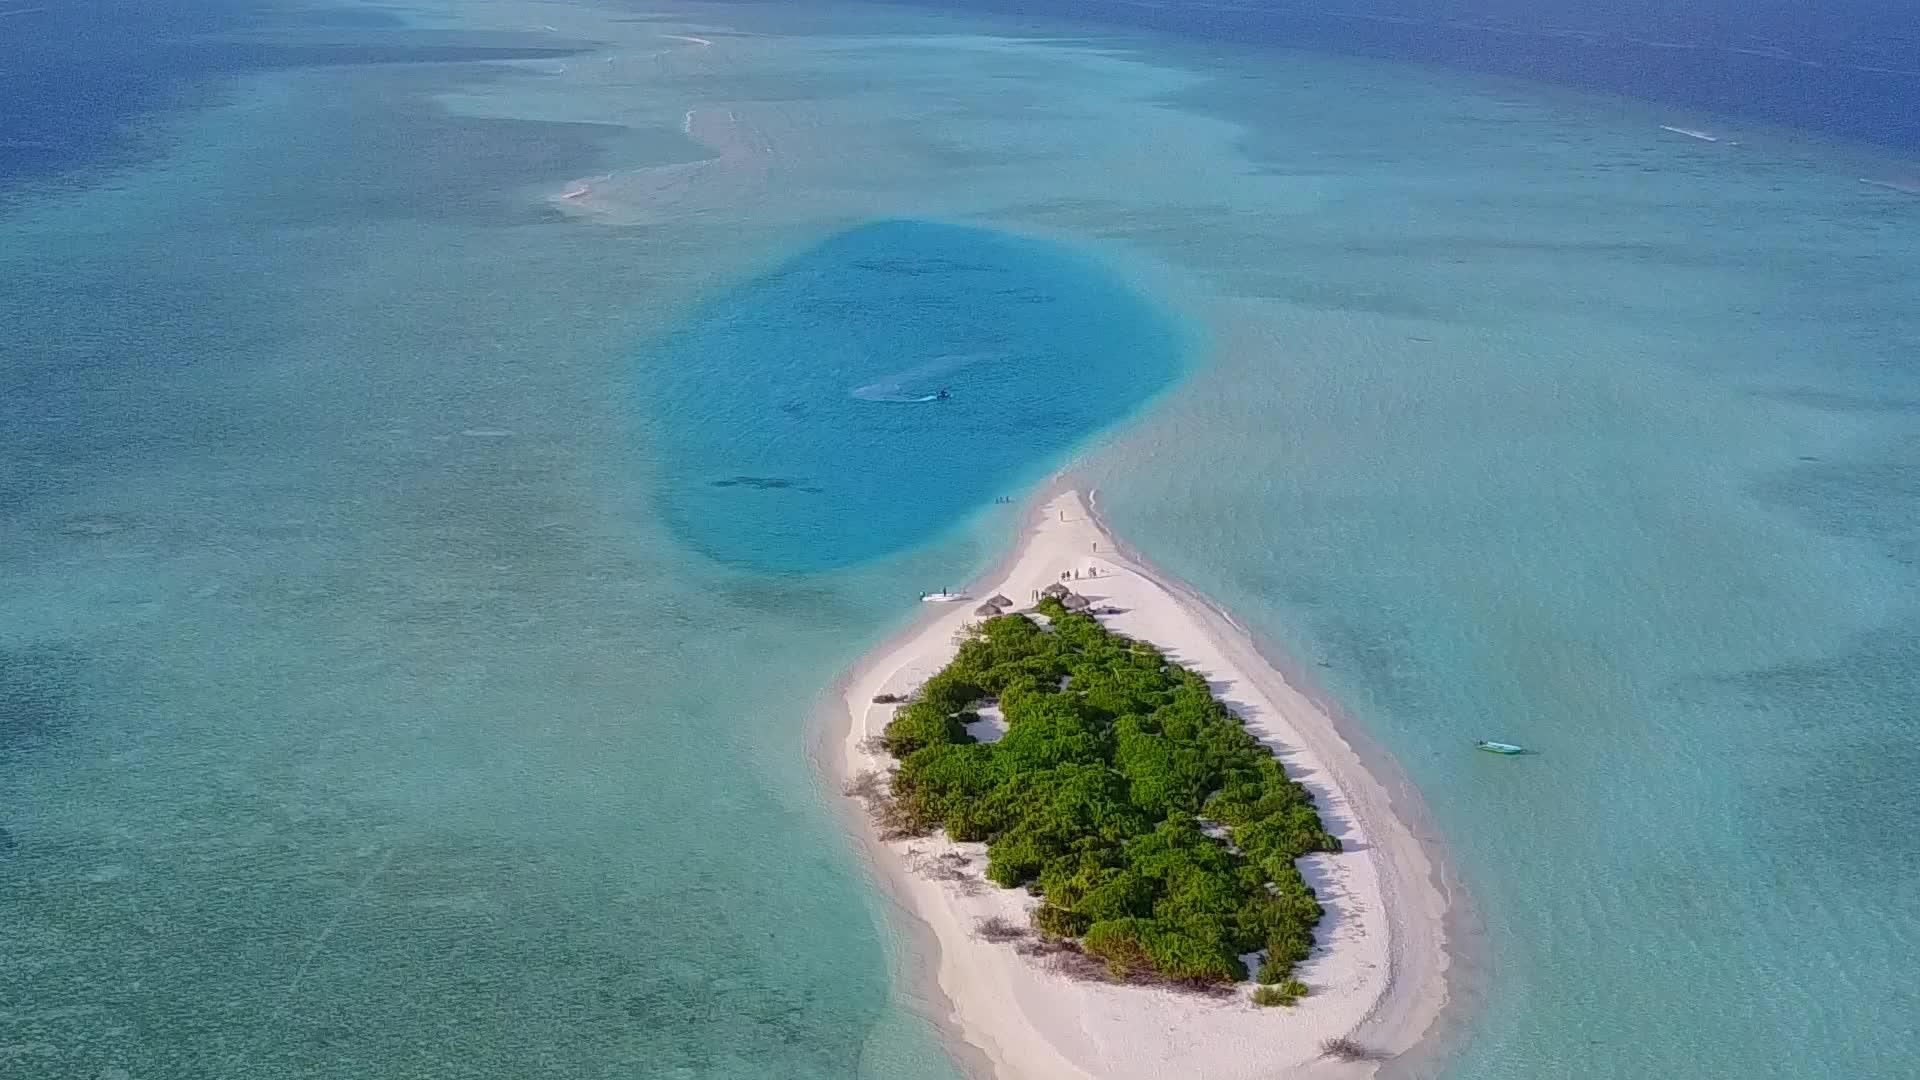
[878,596,1340,989]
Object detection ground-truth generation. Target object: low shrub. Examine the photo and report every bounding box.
[975,916,1030,943]
[877,610,1337,987]
[882,700,972,757]
[1252,978,1308,1007]
[842,769,885,800]
[1031,903,1090,939]
[1319,1036,1381,1062]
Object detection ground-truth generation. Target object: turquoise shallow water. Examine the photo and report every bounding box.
[1082,49,1920,1080]
[0,17,972,1078]
[4,1,1919,1078]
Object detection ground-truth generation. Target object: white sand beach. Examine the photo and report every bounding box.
[833,489,1452,1079]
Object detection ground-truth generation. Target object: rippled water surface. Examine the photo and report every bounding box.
[3,1,1917,1078]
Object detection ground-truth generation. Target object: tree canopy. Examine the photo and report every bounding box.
[883,597,1340,986]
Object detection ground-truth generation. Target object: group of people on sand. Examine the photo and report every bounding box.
[1025,566,1105,603]
[919,562,1096,604]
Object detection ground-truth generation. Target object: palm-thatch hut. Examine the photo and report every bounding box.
[1061,593,1092,612]
[1040,582,1071,600]
[987,594,1013,608]
[974,602,1003,616]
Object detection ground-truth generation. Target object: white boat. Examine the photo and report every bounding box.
[920,591,967,603]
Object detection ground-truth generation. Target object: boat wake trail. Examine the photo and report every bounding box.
[849,352,995,403]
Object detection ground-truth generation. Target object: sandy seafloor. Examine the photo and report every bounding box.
[4,0,1919,1078]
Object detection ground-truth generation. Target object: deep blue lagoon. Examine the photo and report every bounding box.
[645,220,1183,570]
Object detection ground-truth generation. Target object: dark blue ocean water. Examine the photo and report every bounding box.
[883,0,1920,152]
[645,219,1183,570]
[0,0,578,199]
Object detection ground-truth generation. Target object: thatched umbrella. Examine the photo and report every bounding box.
[1040,583,1071,600]
[974,602,1003,616]
[1061,593,1091,612]
[987,594,1013,608]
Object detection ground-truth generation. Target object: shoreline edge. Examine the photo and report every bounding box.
[811,479,1474,1079]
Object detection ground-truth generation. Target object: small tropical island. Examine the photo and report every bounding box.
[871,593,1339,1000]
[836,490,1451,1079]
